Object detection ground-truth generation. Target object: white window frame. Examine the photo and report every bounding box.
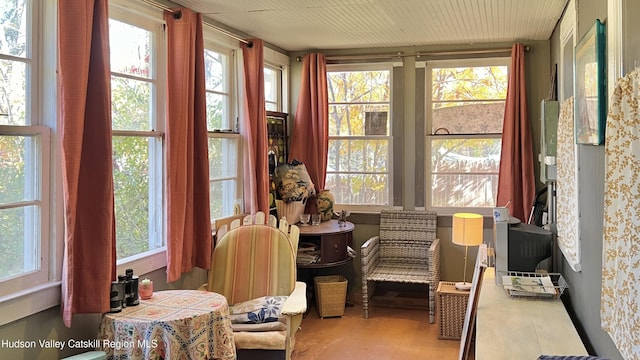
[109,2,167,276]
[326,63,393,213]
[560,0,576,102]
[264,64,282,111]
[203,41,243,219]
[264,47,290,113]
[0,0,60,326]
[425,57,510,216]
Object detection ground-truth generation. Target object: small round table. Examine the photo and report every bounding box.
[297,220,354,268]
[297,220,355,316]
[97,290,236,360]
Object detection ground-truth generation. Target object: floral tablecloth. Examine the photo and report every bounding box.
[98,290,236,360]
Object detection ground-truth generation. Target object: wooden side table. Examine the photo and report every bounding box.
[297,220,355,316]
[436,281,470,340]
[297,220,354,268]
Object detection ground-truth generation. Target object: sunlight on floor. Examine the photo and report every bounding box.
[292,303,474,360]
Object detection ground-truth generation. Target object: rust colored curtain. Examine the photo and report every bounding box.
[289,54,329,205]
[496,43,535,222]
[58,0,115,327]
[165,8,212,282]
[240,39,269,214]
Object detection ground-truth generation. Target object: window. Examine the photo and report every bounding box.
[326,66,392,207]
[0,0,53,297]
[264,65,281,111]
[426,58,509,210]
[204,45,241,219]
[109,12,165,261]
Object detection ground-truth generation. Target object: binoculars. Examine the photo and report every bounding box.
[109,268,140,313]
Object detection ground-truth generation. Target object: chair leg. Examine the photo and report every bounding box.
[428,282,436,323]
[362,279,369,319]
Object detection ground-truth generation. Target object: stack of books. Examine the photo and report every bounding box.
[297,242,320,265]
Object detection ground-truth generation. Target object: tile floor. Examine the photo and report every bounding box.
[292,303,475,360]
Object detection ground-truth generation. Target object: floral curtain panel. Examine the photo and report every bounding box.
[602,68,640,359]
[556,96,581,272]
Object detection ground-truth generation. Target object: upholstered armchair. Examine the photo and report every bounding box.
[205,220,306,360]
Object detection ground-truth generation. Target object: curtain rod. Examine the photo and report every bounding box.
[138,0,253,47]
[296,46,530,62]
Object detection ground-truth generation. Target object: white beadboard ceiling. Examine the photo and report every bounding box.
[172,0,568,52]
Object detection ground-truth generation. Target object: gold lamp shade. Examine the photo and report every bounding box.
[452,213,483,290]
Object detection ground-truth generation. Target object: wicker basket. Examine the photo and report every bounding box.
[275,199,306,224]
[314,275,348,318]
[436,281,469,340]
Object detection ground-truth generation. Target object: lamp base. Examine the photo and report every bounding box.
[454,281,472,291]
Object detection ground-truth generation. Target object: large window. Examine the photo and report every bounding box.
[426,58,509,210]
[326,66,392,207]
[109,13,165,261]
[0,0,52,297]
[205,45,241,219]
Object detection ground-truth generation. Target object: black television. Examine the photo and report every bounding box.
[494,218,553,274]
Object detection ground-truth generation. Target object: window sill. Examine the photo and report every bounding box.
[116,248,167,279]
[0,281,61,326]
[0,250,167,327]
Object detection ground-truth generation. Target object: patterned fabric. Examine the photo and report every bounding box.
[230,296,288,324]
[273,161,316,202]
[208,225,295,306]
[97,290,236,360]
[206,221,305,357]
[556,96,581,272]
[537,356,609,360]
[361,210,440,323]
[602,68,640,360]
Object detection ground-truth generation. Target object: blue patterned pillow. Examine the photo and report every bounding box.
[229,296,288,324]
[537,356,609,360]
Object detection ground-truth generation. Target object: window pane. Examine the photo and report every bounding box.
[0,205,39,280]
[0,60,27,125]
[206,92,231,130]
[209,180,236,220]
[208,136,239,218]
[329,104,389,136]
[208,137,238,179]
[431,66,507,101]
[264,67,277,104]
[328,139,388,172]
[111,76,151,131]
[432,101,504,134]
[431,173,497,208]
[204,50,227,92]
[328,71,390,102]
[113,136,162,259]
[0,135,35,203]
[431,138,500,208]
[431,138,500,173]
[326,173,388,206]
[0,0,28,58]
[266,102,277,111]
[109,19,151,78]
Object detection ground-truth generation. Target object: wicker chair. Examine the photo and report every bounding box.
[361,209,440,323]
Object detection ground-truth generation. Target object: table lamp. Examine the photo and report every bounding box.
[452,213,483,290]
